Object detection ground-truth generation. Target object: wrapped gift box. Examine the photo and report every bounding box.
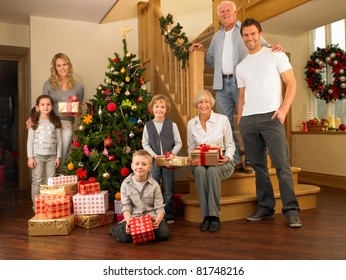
[35,193,74,215]
[40,184,77,195]
[45,199,71,219]
[48,175,78,186]
[191,145,221,166]
[72,190,109,215]
[58,101,81,116]
[130,215,155,244]
[116,213,124,223]
[155,156,191,168]
[28,214,75,236]
[74,211,114,229]
[114,200,122,214]
[78,179,100,195]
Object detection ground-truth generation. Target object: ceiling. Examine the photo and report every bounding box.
[0,0,118,25]
[0,0,345,37]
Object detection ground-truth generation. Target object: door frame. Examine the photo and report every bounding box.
[0,46,30,190]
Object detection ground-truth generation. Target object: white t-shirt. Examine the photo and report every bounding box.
[236,47,292,116]
[222,29,234,75]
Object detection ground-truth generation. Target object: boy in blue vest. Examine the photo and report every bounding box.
[142,94,182,224]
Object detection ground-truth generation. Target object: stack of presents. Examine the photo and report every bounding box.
[28,175,114,236]
[27,144,219,241]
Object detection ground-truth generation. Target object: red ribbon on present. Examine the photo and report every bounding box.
[195,144,221,165]
[78,177,96,185]
[65,96,83,116]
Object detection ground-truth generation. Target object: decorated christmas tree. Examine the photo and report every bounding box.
[64,32,152,200]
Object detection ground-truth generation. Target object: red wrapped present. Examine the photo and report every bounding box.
[45,199,71,219]
[130,215,155,244]
[35,193,74,215]
[74,211,115,229]
[78,178,100,195]
[116,213,124,223]
[47,175,78,186]
[72,190,109,215]
[191,144,221,166]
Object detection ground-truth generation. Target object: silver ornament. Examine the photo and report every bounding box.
[129,131,135,138]
[341,83,346,89]
[330,52,336,58]
[328,89,333,94]
[315,69,320,74]
[320,78,325,84]
[339,76,346,82]
[325,57,331,62]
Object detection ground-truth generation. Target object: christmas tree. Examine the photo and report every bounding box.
[64,34,152,200]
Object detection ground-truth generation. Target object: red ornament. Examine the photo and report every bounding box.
[339,124,346,131]
[108,155,116,161]
[120,167,130,177]
[138,77,144,85]
[107,102,117,112]
[113,58,118,63]
[104,136,113,147]
[73,139,80,147]
[137,96,143,102]
[103,89,111,95]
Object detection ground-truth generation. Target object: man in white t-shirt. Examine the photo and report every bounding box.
[236,18,302,228]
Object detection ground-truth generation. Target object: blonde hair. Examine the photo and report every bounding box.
[192,89,216,107]
[49,53,75,91]
[148,94,171,115]
[132,149,152,164]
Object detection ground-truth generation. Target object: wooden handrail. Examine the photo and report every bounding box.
[137,0,204,155]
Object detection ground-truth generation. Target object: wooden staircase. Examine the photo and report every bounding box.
[181,163,321,223]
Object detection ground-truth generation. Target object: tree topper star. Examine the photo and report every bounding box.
[119,26,133,39]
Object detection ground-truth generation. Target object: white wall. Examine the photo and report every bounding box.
[30,16,138,108]
[0,22,30,47]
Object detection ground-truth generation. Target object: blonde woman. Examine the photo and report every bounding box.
[187,89,235,232]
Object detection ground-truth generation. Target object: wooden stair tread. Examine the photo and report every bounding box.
[181,184,320,205]
[186,166,302,180]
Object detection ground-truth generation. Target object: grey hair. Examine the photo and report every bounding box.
[192,89,216,107]
[217,1,237,16]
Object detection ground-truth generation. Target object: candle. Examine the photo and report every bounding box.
[328,115,335,128]
[335,117,341,129]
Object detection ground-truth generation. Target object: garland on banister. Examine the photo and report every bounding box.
[305,44,346,103]
[159,13,191,69]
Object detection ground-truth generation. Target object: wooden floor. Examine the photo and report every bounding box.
[1,182,346,260]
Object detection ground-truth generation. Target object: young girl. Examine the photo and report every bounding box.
[142,94,182,224]
[27,95,62,210]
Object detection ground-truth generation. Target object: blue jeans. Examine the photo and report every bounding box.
[239,112,300,217]
[215,78,241,164]
[151,163,175,220]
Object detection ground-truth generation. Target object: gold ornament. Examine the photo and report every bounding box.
[103,172,110,179]
[120,67,126,74]
[125,76,130,82]
[132,104,137,111]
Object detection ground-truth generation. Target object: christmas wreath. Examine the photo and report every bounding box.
[305,44,346,103]
[159,13,191,69]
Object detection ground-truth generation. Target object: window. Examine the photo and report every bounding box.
[311,19,346,125]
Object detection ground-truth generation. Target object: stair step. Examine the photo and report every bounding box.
[181,183,321,222]
[187,166,300,198]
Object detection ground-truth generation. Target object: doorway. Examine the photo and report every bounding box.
[0,46,30,194]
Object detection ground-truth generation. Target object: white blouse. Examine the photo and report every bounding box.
[187,110,235,160]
